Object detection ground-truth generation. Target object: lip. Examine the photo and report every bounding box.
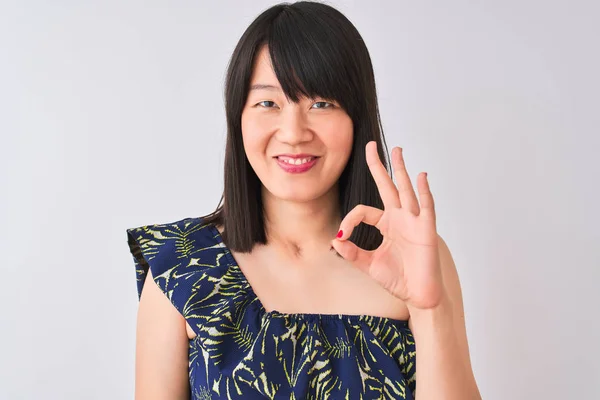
[274,153,318,158]
[274,155,319,174]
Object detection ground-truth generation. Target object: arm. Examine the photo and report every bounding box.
[135,268,190,400]
[408,235,481,400]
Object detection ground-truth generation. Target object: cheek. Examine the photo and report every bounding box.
[320,114,354,152]
[241,113,260,147]
[241,113,271,164]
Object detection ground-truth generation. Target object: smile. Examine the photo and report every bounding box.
[274,156,319,173]
[276,156,316,165]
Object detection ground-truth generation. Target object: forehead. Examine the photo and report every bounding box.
[247,44,330,104]
[250,46,278,85]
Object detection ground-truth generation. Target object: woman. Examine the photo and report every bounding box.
[126,2,481,399]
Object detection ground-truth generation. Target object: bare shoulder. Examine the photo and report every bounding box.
[437,235,458,285]
[437,234,475,370]
[436,234,466,312]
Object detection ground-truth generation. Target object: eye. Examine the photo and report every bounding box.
[256,100,278,108]
[312,101,335,109]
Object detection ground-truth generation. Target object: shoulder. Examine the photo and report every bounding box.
[126,215,216,257]
[437,234,476,367]
[126,214,231,341]
[126,215,220,296]
[126,215,210,237]
[436,234,461,294]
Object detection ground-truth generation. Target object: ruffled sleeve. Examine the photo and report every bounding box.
[125,217,236,339]
[126,222,172,301]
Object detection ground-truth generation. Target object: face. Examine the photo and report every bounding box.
[241,46,354,203]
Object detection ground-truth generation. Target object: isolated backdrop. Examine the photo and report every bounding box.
[1,0,598,399]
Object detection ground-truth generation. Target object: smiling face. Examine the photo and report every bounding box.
[241,46,354,203]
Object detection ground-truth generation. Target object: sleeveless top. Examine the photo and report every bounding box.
[126,216,417,399]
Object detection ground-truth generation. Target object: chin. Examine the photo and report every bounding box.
[266,186,325,203]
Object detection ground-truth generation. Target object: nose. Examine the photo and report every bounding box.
[275,107,313,145]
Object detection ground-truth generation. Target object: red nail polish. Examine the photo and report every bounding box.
[336,229,343,238]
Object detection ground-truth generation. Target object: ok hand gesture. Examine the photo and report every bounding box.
[332,141,444,311]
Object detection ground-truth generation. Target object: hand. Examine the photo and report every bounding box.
[331,141,445,310]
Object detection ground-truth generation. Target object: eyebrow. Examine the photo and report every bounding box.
[249,84,282,92]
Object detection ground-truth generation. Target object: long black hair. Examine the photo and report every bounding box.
[203,1,392,253]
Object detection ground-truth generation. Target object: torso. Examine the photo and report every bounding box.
[225,226,408,316]
[186,224,410,340]
[231,247,410,317]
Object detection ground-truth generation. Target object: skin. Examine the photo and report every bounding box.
[241,45,353,252]
[135,44,481,399]
[332,142,482,398]
[135,268,190,399]
[227,45,410,319]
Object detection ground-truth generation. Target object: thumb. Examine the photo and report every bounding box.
[331,238,373,274]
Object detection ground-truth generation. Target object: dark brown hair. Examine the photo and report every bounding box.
[203,1,392,252]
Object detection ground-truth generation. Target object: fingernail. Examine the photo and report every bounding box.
[336,229,343,238]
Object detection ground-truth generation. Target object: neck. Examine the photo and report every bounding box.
[261,185,342,258]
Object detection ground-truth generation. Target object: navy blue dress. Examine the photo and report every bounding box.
[126,216,416,399]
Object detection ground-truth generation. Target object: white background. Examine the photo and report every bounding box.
[1,0,598,398]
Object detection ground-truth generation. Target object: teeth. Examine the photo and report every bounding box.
[278,156,314,165]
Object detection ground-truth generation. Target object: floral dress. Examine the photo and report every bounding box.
[126,216,416,399]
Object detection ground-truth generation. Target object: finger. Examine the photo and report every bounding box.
[392,147,420,215]
[331,238,374,273]
[336,204,385,240]
[365,141,401,209]
[417,172,436,222]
